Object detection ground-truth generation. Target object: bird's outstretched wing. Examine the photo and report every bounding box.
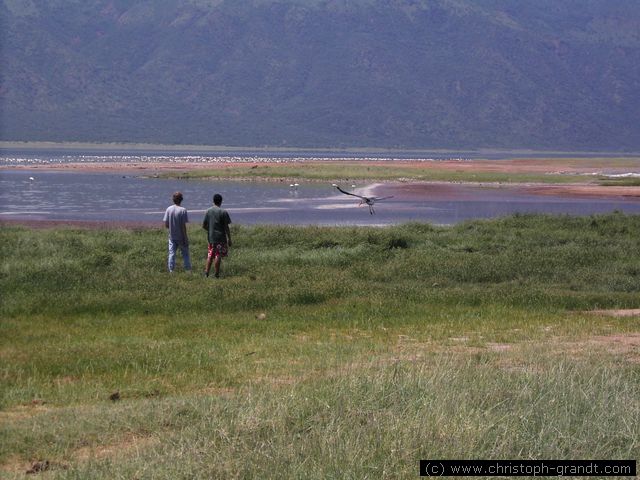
[336,186,366,200]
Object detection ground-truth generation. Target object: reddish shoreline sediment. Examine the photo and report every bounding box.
[377,181,640,200]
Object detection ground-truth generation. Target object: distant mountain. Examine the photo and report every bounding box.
[1,0,639,150]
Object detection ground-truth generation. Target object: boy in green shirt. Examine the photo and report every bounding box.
[202,193,232,278]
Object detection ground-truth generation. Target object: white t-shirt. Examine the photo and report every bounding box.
[163,204,189,244]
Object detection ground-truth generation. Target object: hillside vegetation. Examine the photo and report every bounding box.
[2,0,640,150]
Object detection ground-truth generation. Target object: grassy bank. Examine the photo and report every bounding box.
[1,214,639,478]
[599,176,640,187]
[159,161,595,184]
[159,158,640,184]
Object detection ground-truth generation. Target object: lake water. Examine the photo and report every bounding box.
[2,150,639,225]
[1,169,639,226]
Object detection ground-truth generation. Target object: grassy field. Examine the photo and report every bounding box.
[599,177,640,187]
[158,161,585,184]
[1,214,639,478]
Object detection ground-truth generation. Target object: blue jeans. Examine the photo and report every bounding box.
[168,240,191,272]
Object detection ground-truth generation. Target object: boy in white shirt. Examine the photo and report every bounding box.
[163,191,191,273]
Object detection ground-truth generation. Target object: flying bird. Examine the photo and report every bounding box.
[335,186,393,215]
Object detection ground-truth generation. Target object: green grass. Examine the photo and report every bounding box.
[599,177,640,187]
[158,157,640,184]
[162,162,598,184]
[1,214,639,478]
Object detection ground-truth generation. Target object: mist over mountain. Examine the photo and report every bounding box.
[1,0,639,150]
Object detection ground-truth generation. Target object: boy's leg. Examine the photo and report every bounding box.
[181,244,192,271]
[214,254,221,278]
[205,244,214,276]
[213,243,228,278]
[168,240,177,272]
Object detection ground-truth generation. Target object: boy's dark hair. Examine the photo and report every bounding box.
[173,192,183,205]
[213,194,223,206]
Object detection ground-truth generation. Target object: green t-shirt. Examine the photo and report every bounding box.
[203,206,231,244]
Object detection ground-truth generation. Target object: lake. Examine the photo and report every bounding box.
[1,169,639,226]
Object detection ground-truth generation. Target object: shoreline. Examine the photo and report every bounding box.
[377,181,640,200]
[3,156,639,173]
[3,159,639,199]
[2,159,639,229]
[4,140,640,157]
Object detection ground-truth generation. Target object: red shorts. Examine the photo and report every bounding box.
[208,243,228,259]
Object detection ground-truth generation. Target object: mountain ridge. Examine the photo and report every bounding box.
[2,0,639,150]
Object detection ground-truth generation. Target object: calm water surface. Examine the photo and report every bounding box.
[1,169,639,225]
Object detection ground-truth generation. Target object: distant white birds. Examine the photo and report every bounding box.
[335,186,393,215]
[289,183,299,190]
[29,176,35,182]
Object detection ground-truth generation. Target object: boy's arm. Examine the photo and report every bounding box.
[182,222,189,246]
[226,225,232,247]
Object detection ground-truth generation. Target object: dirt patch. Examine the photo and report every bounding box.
[0,403,53,422]
[593,332,640,343]
[487,343,512,352]
[367,179,640,203]
[584,309,640,317]
[382,182,482,201]
[379,180,640,201]
[522,184,640,198]
[73,433,159,463]
[0,433,159,475]
[0,457,67,477]
[393,330,640,364]
[551,333,640,363]
[0,455,27,476]
[589,333,640,355]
